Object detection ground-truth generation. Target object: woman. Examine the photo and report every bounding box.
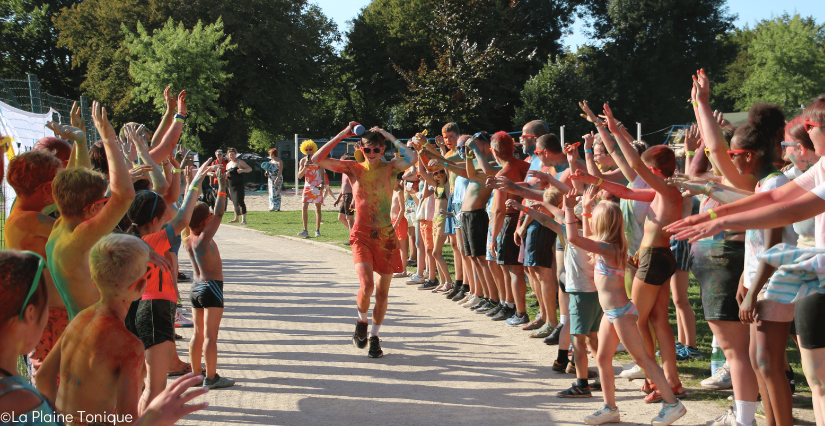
[334,154,355,234]
[226,148,252,224]
[297,140,325,237]
[265,148,283,212]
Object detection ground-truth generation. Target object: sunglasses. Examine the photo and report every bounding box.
[433,170,446,175]
[727,149,755,160]
[128,267,152,291]
[534,149,548,155]
[362,147,384,154]
[19,251,46,321]
[83,197,110,211]
[781,142,799,149]
[804,119,823,133]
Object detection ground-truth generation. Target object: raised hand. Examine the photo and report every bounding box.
[129,165,155,182]
[582,184,598,208]
[570,169,598,185]
[602,103,618,129]
[370,126,393,140]
[70,101,85,130]
[191,158,215,186]
[177,90,187,116]
[563,188,578,209]
[127,124,150,154]
[164,86,177,112]
[435,135,445,147]
[692,68,710,103]
[713,110,725,126]
[505,198,525,212]
[525,170,551,185]
[684,124,700,151]
[578,100,601,124]
[217,168,227,192]
[46,122,86,143]
[91,101,116,142]
[583,132,595,151]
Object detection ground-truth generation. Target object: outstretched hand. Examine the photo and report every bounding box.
[191,158,215,186]
[582,184,599,209]
[486,175,514,190]
[70,101,85,130]
[563,188,579,209]
[684,124,700,151]
[135,373,209,426]
[164,86,177,112]
[570,169,598,185]
[505,198,526,212]
[525,170,551,185]
[578,100,600,124]
[46,122,86,142]
[91,101,117,143]
[692,68,710,104]
[177,90,187,116]
[129,165,155,182]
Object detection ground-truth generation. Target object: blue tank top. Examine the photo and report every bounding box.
[0,375,63,425]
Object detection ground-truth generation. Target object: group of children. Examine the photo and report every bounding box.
[1,89,231,424]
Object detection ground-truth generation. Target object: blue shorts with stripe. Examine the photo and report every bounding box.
[670,238,692,271]
[191,280,224,309]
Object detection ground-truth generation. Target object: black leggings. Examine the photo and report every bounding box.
[228,179,247,215]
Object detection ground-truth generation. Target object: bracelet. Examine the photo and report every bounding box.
[686,151,696,156]
[173,168,182,173]
[584,149,593,154]
[596,178,603,186]
[707,208,717,220]
[582,213,592,217]
[565,221,578,224]
[174,113,187,122]
[691,101,698,107]
[189,185,199,192]
[217,191,227,197]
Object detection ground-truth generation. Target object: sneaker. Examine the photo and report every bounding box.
[406,274,426,285]
[701,364,732,390]
[615,342,627,353]
[204,373,235,389]
[353,321,368,349]
[530,323,553,338]
[681,345,703,361]
[458,293,474,306]
[585,405,620,425]
[297,230,309,237]
[475,300,497,313]
[705,406,736,426]
[177,272,190,282]
[481,302,502,316]
[566,362,577,374]
[417,279,439,290]
[368,336,383,358]
[470,299,489,311]
[657,342,683,357]
[552,360,569,372]
[506,312,531,327]
[787,369,796,394]
[315,230,321,237]
[652,400,686,426]
[451,288,468,301]
[343,241,351,246]
[406,259,416,267]
[557,384,592,398]
[445,285,462,299]
[491,305,516,321]
[544,323,564,345]
[174,311,193,328]
[392,271,409,278]
[462,295,480,308]
[620,364,646,380]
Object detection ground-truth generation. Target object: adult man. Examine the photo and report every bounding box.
[313,123,417,358]
[438,123,467,296]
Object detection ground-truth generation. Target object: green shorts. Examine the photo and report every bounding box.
[569,292,602,335]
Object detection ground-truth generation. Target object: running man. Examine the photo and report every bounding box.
[312,122,417,358]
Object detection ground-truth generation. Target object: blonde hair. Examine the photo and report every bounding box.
[90,234,150,292]
[300,140,318,155]
[589,201,627,269]
[543,187,563,207]
[52,168,108,218]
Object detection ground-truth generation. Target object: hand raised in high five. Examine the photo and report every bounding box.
[91,101,117,143]
[177,90,187,116]
[684,124,700,152]
[563,188,579,209]
[70,101,85,130]
[164,86,177,112]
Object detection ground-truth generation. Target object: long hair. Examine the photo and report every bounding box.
[124,191,167,236]
[589,201,627,269]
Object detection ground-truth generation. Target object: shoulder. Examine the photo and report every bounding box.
[0,384,44,416]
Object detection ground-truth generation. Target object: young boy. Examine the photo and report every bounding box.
[45,102,139,320]
[312,122,417,358]
[184,169,234,388]
[36,234,151,422]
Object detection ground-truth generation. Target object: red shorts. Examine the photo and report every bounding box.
[394,216,408,241]
[420,220,434,251]
[351,225,403,275]
[29,307,69,381]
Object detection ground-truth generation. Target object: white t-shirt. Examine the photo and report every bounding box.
[792,158,825,248]
[564,229,597,292]
[743,173,799,289]
[620,175,651,257]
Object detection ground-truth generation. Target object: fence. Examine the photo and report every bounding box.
[0,74,99,248]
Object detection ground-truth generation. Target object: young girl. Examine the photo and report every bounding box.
[417,157,454,292]
[561,190,686,426]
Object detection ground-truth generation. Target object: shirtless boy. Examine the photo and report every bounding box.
[312,122,417,358]
[184,170,234,389]
[5,151,64,379]
[36,234,151,423]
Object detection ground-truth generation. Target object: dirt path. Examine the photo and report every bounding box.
[173,225,745,426]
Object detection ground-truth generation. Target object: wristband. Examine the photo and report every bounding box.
[582,213,592,217]
[173,168,182,173]
[707,208,717,220]
[189,185,199,192]
[596,178,603,186]
[584,149,593,154]
[217,191,227,197]
[686,151,695,156]
[174,113,187,123]
[691,101,698,107]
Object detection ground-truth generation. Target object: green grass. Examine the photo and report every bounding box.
[231,211,812,407]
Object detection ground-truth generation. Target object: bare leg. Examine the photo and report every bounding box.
[648,283,680,387]
[372,272,393,325]
[314,203,322,232]
[338,212,349,230]
[432,232,452,285]
[140,340,175,413]
[509,265,527,312]
[399,239,408,271]
[415,223,425,276]
[573,334,590,379]
[408,226,417,262]
[538,265,558,327]
[355,261,376,315]
[203,307,224,380]
[596,316,622,408]
[528,267,544,319]
[614,314,678,404]
[189,308,205,377]
[800,346,825,426]
[751,320,794,426]
[301,202,309,231]
[670,270,695,347]
[450,233,463,282]
[710,320,759,401]
[487,260,506,302]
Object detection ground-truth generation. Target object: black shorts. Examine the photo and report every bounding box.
[339,193,354,215]
[691,240,745,322]
[496,213,522,266]
[191,280,225,309]
[460,209,489,258]
[635,246,676,286]
[524,220,555,268]
[125,299,140,338]
[795,292,825,349]
[135,299,176,349]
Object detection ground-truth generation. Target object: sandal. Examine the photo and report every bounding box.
[641,380,654,394]
[644,383,686,403]
[433,283,453,293]
[168,363,192,377]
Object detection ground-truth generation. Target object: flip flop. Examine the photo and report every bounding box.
[168,363,192,377]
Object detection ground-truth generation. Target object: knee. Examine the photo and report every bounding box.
[374,291,388,304]
[203,335,218,348]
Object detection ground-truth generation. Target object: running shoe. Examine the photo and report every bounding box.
[705,406,736,426]
[297,230,309,237]
[557,384,592,398]
[475,300,497,313]
[451,287,467,301]
[657,342,683,357]
[368,336,383,358]
[491,305,516,321]
[529,323,553,338]
[552,360,568,372]
[315,230,321,237]
[620,364,646,380]
[406,274,426,285]
[482,302,503,316]
[445,285,462,299]
[462,294,480,308]
[417,279,439,290]
[566,362,577,374]
[700,364,732,390]
[584,405,620,425]
[543,323,564,345]
[353,321,369,349]
[678,345,703,361]
[458,293,474,306]
[470,299,489,311]
[204,373,236,389]
[651,400,686,426]
[177,272,190,282]
[174,311,193,328]
[506,312,531,327]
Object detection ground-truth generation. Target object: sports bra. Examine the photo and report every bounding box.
[595,257,625,277]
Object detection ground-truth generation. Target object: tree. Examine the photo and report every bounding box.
[736,14,825,115]
[123,17,235,151]
[0,0,84,97]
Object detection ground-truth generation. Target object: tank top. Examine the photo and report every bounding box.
[140,226,177,302]
[0,373,62,425]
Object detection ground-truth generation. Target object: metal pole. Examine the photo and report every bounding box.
[294,134,299,196]
[560,126,565,145]
[636,122,642,141]
[27,74,43,114]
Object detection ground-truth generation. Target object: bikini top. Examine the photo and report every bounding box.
[595,257,625,277]
[435,186,448,200]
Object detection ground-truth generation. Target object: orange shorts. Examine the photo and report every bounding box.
[350,225,403,275]
[420,220,434,250]
[29,307,69,381]
[394,216,408,241]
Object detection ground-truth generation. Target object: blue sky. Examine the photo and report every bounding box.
[314,0,823,50]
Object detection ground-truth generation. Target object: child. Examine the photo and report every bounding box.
[391,173,410,278]
[185,168,234,388]
[36,234,149,421]
[417,157,454,292]
[561,191,686,425]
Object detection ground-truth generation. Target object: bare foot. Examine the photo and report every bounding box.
[228,219,239,223]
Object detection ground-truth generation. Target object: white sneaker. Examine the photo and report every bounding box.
[705,406,736,426]
[585,405,620,425]
[458,294,474,306]
[462,294,480,308]
[701,364,732,390]
[315,230,321,237]
[615,342,627,353]
[174,311,193,328]
[406,274,426,284]
[620,364,646,380]
[297,230,309,237]
[652,400,686,426]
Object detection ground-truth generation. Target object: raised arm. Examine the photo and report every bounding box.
[201,169,227,241]
[524,170,571,193]
[565,143,585,193]
[130,124,169,196]
[467,135,498,177]
[312,122,360,174]
[148,90,186,164]
[417,157,437,187]
[46,121,90,169]
[151,86,176,149]
[169,160,214,234]
[381,128,417,171]
[69,101,91,169]
[561,189,615,257]
[580,100,637,182]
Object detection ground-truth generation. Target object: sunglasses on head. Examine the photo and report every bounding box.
[19,251,46,321]
[804,119,823,133]
[83,197,110,211]
[781,142,799,149]
[362,147,384,154]
[727,149,756,160]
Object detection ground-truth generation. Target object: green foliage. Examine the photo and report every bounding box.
[736,14,825,115]
[123,17,235,151]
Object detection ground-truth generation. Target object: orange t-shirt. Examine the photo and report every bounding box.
[141,228,177,302]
